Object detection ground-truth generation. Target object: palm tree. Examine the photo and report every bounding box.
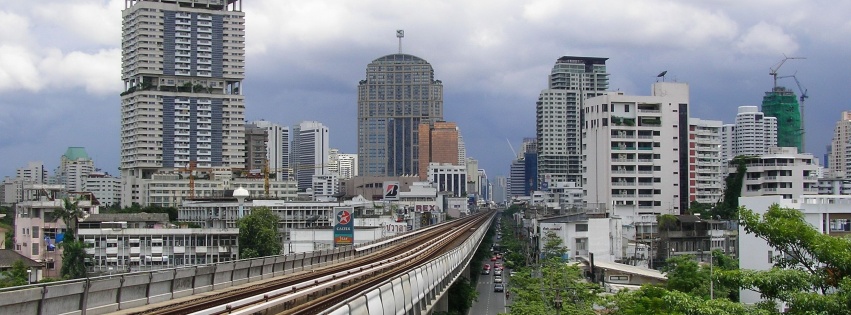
[58,198,85,239]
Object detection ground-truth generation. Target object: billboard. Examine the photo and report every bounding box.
[333,206,354,247]
[383,181,400,201]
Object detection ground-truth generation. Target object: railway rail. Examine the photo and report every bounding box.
[128,210,493,315]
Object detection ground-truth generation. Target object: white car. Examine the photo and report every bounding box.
[494,276,503,283]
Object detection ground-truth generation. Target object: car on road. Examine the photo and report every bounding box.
[494,269,503,276]
[496,253,503,259]
[481,268,490,275]
[491,256,497,261]
[493,283,504,292]
[494,276,503,283]
[494,262,502,270]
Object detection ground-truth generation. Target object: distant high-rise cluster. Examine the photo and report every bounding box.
[720,106,778,161]
[357,54,443,177]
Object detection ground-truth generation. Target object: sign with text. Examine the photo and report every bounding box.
[333,207,355,247]
[413,204,440,212]
[383,181,400,200]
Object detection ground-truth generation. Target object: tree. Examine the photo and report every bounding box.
[716,157,747,219]
[0,260,30,288]
[719,204,851,314]
[238,207,282,259]
[541,231,566,260]
[604,285,776,315]
[507,258,601,315]
[58,198,85,239]
[446,277,478,315]
[60,239,88,279]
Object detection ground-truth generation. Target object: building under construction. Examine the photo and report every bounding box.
[761,86,802,152]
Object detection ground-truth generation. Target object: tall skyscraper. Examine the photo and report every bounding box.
[688,118,724,205]
[251,120,290,180]
[761,86,802,152]
[457,133,467,166]
[57,147,95,193]
[418,121,459,180]
[119,0,246,205]
[720,106,778,161]
[291,121,329,191]
[357,53,444,177]
[536,56,609,187]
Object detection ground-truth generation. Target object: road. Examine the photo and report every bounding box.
[468,258,509,315]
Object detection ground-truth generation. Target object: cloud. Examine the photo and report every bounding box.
[39,48,122,95]
[0,11,32,44]
[33,0,123,47]
[735,22,799,55]
[0,45,43,92]
[521,0,739,49]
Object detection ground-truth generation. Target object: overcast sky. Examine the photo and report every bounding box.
[1,0,849,180]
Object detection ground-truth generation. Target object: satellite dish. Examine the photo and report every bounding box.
[657,71,668,77]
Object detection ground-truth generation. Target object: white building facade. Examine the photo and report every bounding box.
[56,147,95,193]
[291,121,330,191]
[251,120,290,180]
[689,118,725,205]
[583,82,690,222]
[84,172,121,207]
[733,147,819,200]
[720,106,778,162]
[427,163,467,197]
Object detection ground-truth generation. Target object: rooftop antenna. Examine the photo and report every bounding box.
[656,71,667,82]
[770,54,805,89]
[396,30,404,54]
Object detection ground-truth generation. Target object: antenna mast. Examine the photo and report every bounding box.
[396,30,404,54]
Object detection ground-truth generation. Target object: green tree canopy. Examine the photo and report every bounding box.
[507,258,601,315]
[238,207,282,259]
[0,260,30,288]
[60,240,88,279]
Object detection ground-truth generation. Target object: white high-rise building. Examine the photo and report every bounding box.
[689,118,725,205]
[537,56,609,186]
[732,147,819,200]
[311,174,339,200]
[584,82,691,220]
[251,120,290,180]
[427,163,467,197]
[3,162,49,206]
[457,134,467,166]
[16,161,48,184]
[57,147,95,193]
[328,149,357,179]
[291,121,330,191]
[84,172,121,208]
[120,0,246,206]
[720,106,778,162]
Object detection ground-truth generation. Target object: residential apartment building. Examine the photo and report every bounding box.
[583,82,690,220]
[251,120,290,180]
[14,185,99,278]
[291,121,330,191]
[536,56,609,186]
[721,106,778,161]
[829,111,851,177]
[689,118,724,205]
[328,149,358,180]
[2,162,49,206]
[733,147,819,199]
[311,174,340,200]
[84,172,121,207]
[457,134,467,166]
[538,211,623,263]
[119,0,246,206]
[77,213,238,273]
[417,121,460,180]
[357,53,443,177]
[427,163,467,197]
[56,147,95,193]
[466,158,480,196]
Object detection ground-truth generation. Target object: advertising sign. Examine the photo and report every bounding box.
[333,207,355,247]
[413,204,440,212]
[383,181,400,201]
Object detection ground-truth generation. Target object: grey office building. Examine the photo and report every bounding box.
[357,54,444,177]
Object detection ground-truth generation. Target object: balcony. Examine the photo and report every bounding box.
[196,246,207,253]
[174,246,185,254]
[176,26,191,32]
[198,21,212,27]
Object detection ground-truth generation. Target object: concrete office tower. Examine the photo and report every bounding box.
[583,82,690,217]
[761,86,802,152]
[328,149,358,180]
[57,147,95,193]
[17,162,48,184]
[357,53,444,177]
[244,123,267,172]
[251,120,290,180]
[688,118,724,205]
[291,121,330,191]
[84,172,121,207]
[492,176,507,205]
[427,163,467,197]
[466,158,480,195]
[119,0,246,206]
[417,121,459,180]
[536,56,609,187]
[827,111,851,177]
[2,162,49,205]
[720,106,778,162]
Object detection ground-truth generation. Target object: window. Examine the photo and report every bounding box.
[625,105,630,112]
[576,224,588,232]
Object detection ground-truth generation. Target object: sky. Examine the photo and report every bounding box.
[1,0,850,180]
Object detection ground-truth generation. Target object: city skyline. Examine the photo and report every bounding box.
[1,0,850,179]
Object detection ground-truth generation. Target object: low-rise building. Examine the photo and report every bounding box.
[0,249,43,283]
[537,208,623,263]
[77,213,238,274]
[733,147,819,199]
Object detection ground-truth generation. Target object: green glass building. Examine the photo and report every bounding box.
[761,86,802,152]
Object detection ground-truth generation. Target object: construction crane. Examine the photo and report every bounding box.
[779,74,809,151]
[177,161,211,199]
[770,55,805,89]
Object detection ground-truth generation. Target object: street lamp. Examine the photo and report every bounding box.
[233,186,249,219]
[553,290,563,315]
